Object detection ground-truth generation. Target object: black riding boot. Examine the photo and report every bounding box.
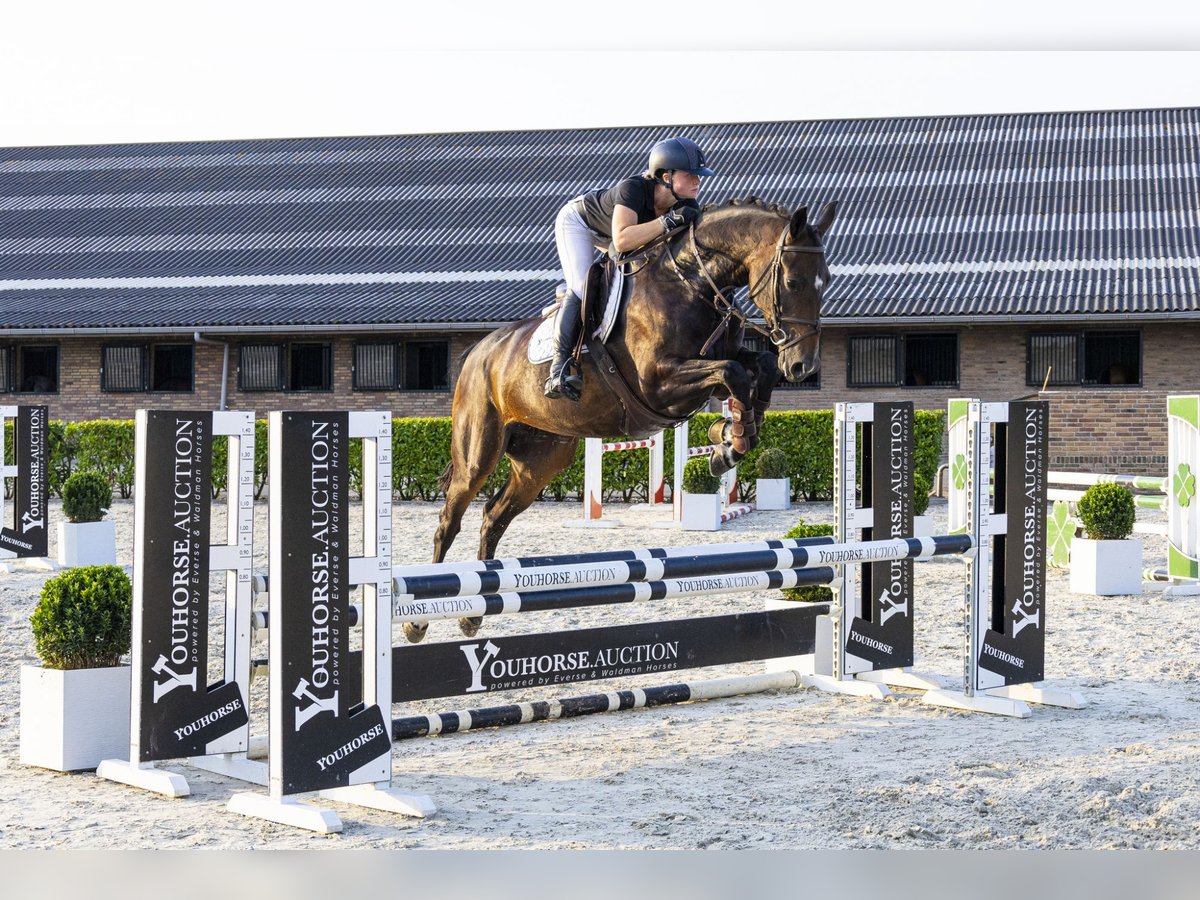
[544,290,584,401]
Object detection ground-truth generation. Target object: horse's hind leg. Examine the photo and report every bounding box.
[456,429,580,638]
[404,395,506,644]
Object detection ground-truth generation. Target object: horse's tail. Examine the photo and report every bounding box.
[438,461,454,494]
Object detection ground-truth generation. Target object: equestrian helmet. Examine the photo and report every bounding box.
[648,137,715,178]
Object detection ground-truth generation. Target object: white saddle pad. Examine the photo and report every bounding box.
[527,268,627,365]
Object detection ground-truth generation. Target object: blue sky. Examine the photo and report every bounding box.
[3,1,1198,147]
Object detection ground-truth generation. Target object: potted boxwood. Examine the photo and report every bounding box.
[911,470,933,537]
[680,457,723,531]
[754,447,791,511]
[765,520,834,674]
[1069,482,1141,595]
[57,470,116,567]
[20,564,132,771]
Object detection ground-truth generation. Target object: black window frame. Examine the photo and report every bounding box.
[847,333,960,389]
[1026,330,1142,387]
[0,345,13,393]
[238,343,286,392]
[16,345,60,394]
[101,344,148,392]
[150,343,195,393]
[352,341,402,391]
[238,342,334,392]
[401,340,451,392]
[288,342,333,393]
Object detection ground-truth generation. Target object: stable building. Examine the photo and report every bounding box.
[0,107,1196,471]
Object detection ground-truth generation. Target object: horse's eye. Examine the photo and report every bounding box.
[787,277,804,290]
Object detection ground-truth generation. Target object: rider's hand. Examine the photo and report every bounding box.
[660,204,700,232]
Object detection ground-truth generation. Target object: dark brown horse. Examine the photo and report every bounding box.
[407,198,837,642]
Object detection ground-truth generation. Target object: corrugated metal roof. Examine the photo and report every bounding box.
[0,108,1197,332]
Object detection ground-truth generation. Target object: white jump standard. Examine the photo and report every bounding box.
[800,401,945,700]
[228,411,434,833]
[98,410,257,797]
[578,433,664,526]
[926,399,1085,718]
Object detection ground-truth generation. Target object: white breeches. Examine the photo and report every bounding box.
[554,199,601,299]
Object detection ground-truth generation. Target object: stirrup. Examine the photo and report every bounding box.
[544,359,583,402]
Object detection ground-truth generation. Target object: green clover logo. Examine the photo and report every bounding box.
[952,453,968,490]
[1046,500,1078,569]
[1174,463,1195,509]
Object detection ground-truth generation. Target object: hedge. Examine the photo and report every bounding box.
[3,410,945,504]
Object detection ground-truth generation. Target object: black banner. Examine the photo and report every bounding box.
[137,411,249,760]
[859,401,914,670]
[984,399,1049,685]
[341,605,826,705]
[0,405,49,558]
[277,412,390,795]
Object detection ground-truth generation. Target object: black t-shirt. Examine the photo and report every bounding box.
[576,176,658,237]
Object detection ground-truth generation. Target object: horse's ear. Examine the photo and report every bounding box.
[788,206,808,241]
[813,201,839,240]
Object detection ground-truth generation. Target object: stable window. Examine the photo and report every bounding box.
[151,344,194,392]
[741,334,819,389]
[102,345,147,392]
[403,341,450,391]
[353,342,399,390]
[0,347,12,393]
[238,344,284,391]
[1027,331,1141,386]
[290,343,332,392]
[903,334,959,386]
[18,346,58,393]
[848,334,959,389]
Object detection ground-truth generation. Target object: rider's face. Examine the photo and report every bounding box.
[668,170,702,199]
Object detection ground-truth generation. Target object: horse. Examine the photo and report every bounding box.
[405,197,838,643]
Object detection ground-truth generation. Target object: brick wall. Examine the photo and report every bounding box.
[14,322,1200,476]
[22,333,481,421]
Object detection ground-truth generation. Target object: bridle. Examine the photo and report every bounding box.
[746,225,826,352]
[666,221,826,355]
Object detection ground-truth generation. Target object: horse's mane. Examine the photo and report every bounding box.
[701,195,792,220]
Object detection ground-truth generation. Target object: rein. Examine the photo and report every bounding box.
[666,222,825,356]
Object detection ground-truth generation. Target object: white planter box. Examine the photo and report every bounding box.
[680,492,722,531]
[57,520,117,567]
[755,478,791,511]
[1069,537,1143,596]
[20,664,131,771]
[912,514,934,537]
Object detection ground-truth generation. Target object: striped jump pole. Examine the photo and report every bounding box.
[578,432,664,526]
[252,535,841,600]
[391,535,970,603]
[391,670,808,741]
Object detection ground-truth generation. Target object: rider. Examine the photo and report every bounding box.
[544,136,715,401]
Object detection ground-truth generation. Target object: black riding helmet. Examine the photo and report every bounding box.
[648,137,715,178]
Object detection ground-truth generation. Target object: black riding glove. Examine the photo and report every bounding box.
[660,203,700,232]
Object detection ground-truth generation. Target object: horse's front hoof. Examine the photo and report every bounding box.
[708,445,737,477]
[707,418,730,446]
[402,621,429,644]
[459,616,484,637]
